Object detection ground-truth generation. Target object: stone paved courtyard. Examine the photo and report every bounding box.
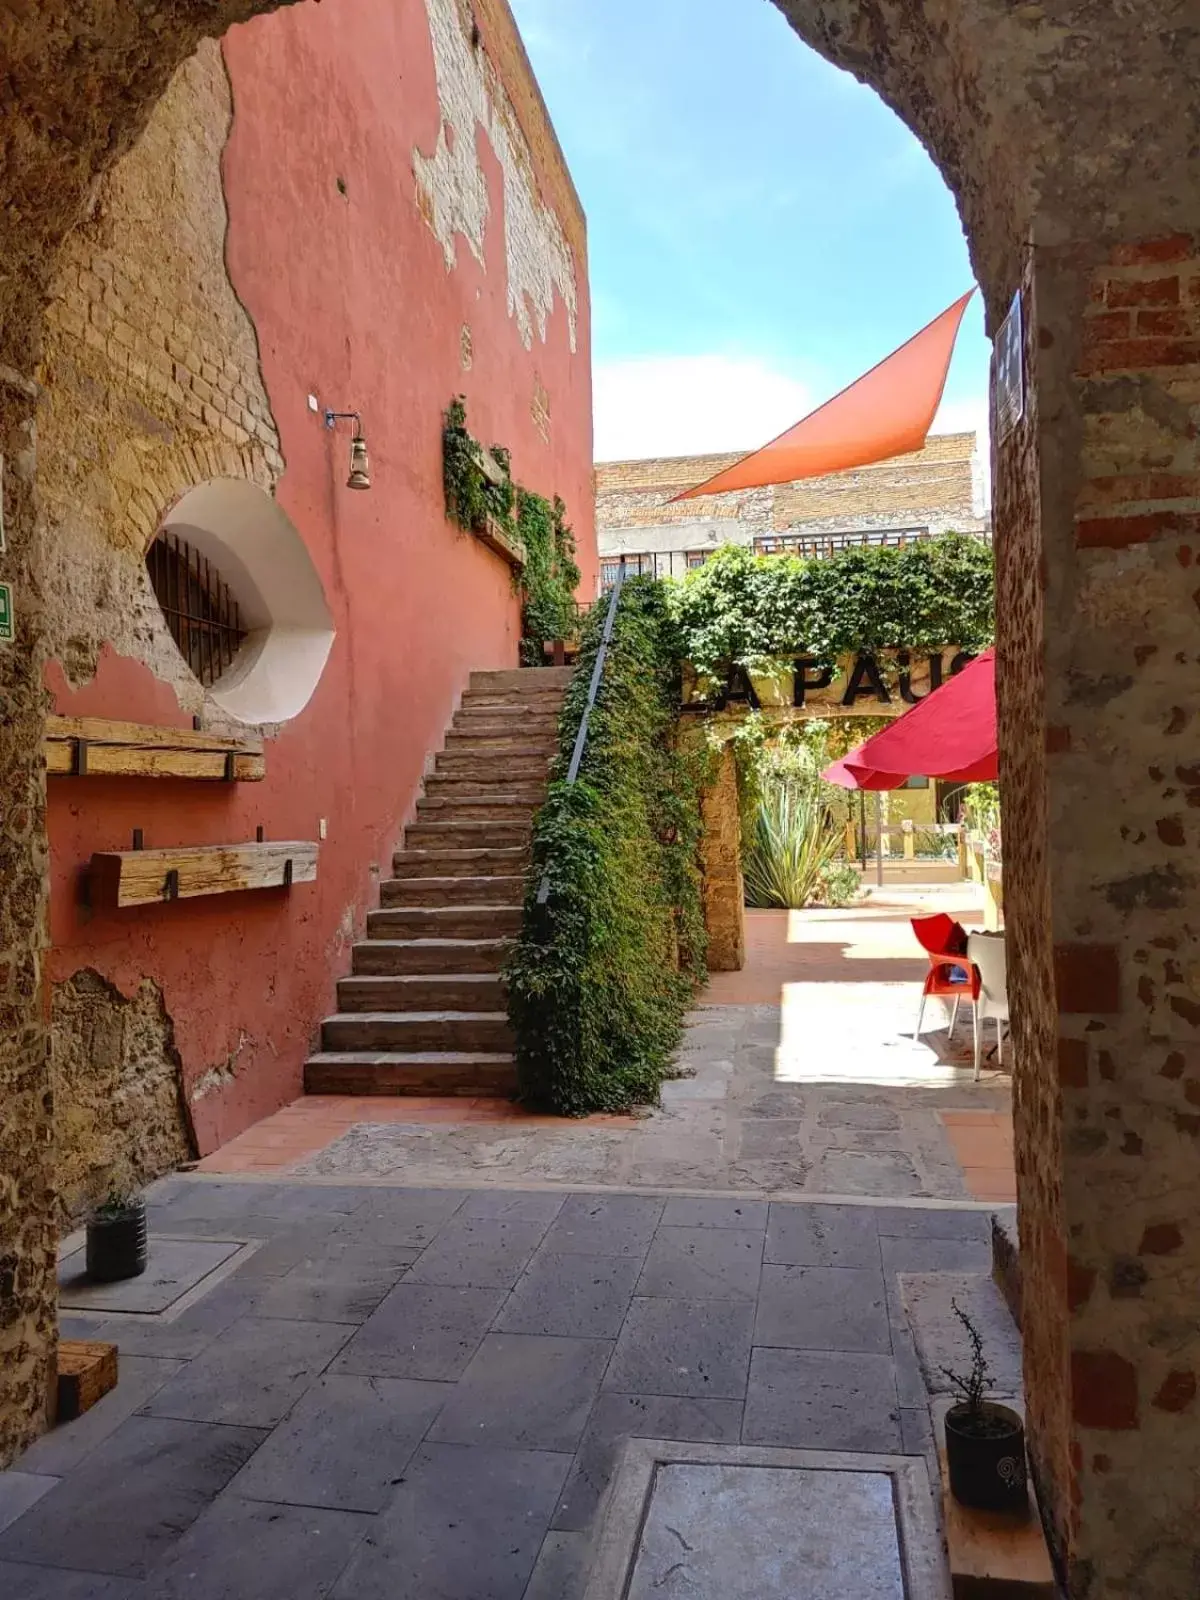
[0,1177,1002,1599]
[202,894,1014,1204]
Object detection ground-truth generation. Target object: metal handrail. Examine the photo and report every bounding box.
[536,560,627,906]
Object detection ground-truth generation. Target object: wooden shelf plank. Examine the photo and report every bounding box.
[90,841,318,907]
[56,1341,118,1422]
[46,716,265,782]
[475,516,526,570]
[938,1447,1054,1598]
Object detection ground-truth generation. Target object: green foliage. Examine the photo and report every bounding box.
[960,780,1002,863]
[505,579,707,1114]
[743,783,845,909]
[516,489,581,666]
[442,397,514,532]
[442,397,580,664]
[666,534,995,679]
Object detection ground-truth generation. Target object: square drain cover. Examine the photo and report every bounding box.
[629,1464,901,1600]
[586,1442,947,1600]
[59,1237,244,1315]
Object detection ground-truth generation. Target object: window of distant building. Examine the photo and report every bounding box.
[754,526,931,558]
[686,550,709,570]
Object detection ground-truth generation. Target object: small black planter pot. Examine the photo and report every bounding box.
[86,1200,148,1283]
[944,1400,1028,1514]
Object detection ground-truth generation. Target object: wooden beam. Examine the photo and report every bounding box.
[90,841,318,907]
[938,1447,1054,1598]
[476,516,526,570]
[45,715,265,782]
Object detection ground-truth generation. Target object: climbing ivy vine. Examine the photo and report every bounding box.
[666,534,994,680]
[505,579,708,1115]
[442,397,580,663]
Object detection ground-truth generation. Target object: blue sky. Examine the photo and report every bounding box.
[508,0,989,462]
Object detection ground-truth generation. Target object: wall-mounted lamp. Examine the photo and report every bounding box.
[324,409,371,491]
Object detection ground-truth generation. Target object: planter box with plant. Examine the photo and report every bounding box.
[940,1298,1028,1514]
[86,1188,148,1283]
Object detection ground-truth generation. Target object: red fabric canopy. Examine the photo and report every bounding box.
[823,649,997,790]
[673,290,974,501]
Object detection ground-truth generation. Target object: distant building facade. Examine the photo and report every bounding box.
[595,431,987,590]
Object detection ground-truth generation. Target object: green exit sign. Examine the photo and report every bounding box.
[0,582,13,644]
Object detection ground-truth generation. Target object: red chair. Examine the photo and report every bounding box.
[911,914,979,1041]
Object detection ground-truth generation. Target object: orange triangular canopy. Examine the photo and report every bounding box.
[674,289,975,501]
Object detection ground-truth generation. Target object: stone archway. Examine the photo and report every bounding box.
[3,4,1200,1593]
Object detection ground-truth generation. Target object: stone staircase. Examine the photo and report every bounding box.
[304,666,571,1096]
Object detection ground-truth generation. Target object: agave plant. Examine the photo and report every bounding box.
[743,778,847,909]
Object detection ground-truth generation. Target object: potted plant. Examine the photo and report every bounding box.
[941,1298,1028,1514]
[86,1184,148,1283]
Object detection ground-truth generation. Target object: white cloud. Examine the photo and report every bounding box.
[593,354,816,461]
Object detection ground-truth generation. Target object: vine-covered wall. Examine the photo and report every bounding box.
[506,579,707,1114]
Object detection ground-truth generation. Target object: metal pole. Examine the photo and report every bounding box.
[873,790,884,888]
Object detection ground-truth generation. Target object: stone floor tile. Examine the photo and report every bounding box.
[872,1205,992,1242]
[250,1250,418,1324]
[0,1416,264,1578]
[330,1283,506,1380]
[405,1216,551,1288]
[0,1473,58,1535]
[523,1531,589,1600]
[764,1202,881,1269]
[142,1494,370,1599]
[18,1357,183,1476]
[461,1191,566,1223]
[496,1252,641,1338]
[541,1194,664,1258]
[660,1197,767,1230]
[141,1317,351,1427]
[899,1406,935,1458]
[889,1323,930,1410]
[90,1282,260,1362]
[429,1333,612,1452]
[0,1561,136,1598]
[327,1189,467,1247]
[753,1264,891,1353]
[743,1348,900,1452]
[552,1393,743,1533]
[816,1148,923,1196]
[329,1443,570,1600]
[636,1227,763,1302]
[879,1233,992,1286]
[604,1297,754,1399]
[230,1375,448,1511]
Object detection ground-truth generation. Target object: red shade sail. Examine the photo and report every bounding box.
[673,291,974,502]
[823,649,997,790]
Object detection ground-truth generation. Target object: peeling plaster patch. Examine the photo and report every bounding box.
[189,1030,253,1103]
[414,0,578,352]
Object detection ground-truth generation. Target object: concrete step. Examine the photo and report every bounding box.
[368,904,522,938]
[469,666,573,691]
[435,751,550,780]
[454,702,561,723]
[422,774,547,800]
[458,691,567,714]
[321,1010,515,1052]
[337,972,503,1012]
[391,847,529,878]
[305,1051,517,1097]
[380,874,526,908]
[351,937,510,975]
[415,793,540,824]
[443,730,558,753]
[403,820,531,850]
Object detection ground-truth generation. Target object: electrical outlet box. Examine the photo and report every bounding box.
[318,818,328,840]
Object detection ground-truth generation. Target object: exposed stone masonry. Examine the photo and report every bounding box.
[36,41,282,703]
[51,971,195,1227]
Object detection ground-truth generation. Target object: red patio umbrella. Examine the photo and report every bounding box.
[823,649,997,790]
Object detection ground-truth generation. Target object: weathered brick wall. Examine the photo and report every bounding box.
[596,433,986,554]
[36,41,282,708]
[699,742,745,973]
[1045,236,1200,1595]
